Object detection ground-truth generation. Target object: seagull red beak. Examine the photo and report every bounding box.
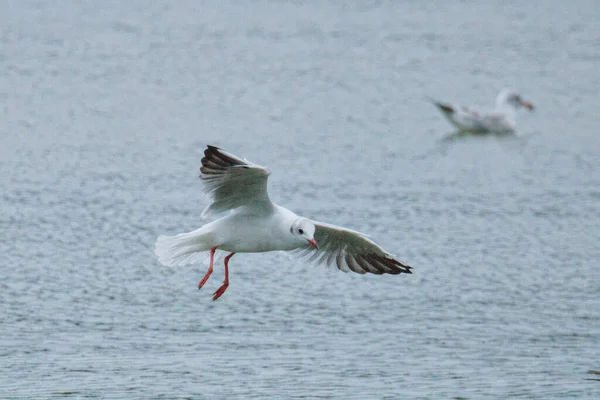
[307,238,319,250]
[521,99,535,111]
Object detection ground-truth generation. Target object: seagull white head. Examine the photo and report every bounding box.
[290,218,318,249]
[496,89,535,111]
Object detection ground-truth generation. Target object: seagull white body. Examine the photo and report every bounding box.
[430,89,534,133]
[155,145,411,300]
[193,206,303,253]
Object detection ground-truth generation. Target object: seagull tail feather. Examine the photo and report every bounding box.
[154,227,214,267]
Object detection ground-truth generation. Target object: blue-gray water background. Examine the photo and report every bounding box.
[1,1,599,398]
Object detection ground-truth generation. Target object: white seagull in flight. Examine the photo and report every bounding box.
[430,89,534,133]
[155,145,412,300]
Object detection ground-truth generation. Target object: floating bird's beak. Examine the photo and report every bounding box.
[521,100,535,111]
[307,238,319,250]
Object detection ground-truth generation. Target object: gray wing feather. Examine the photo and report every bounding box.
[200,146,273,216]
[295,221,412,275]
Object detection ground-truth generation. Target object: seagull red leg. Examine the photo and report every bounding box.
[212,252,235,301]
[198,246,218,289]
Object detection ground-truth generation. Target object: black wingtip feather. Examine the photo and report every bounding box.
[436,102,455,114]
[203,145,244,167]
[374,254,412,275]
[200,145,248,178]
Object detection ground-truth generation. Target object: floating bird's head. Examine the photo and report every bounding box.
[497,89,535,111]
[290,218,318,249]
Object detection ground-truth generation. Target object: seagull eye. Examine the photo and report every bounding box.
[298,229,304,235]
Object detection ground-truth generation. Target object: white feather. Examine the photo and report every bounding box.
[154,227,214,267]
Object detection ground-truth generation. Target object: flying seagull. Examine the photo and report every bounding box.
[429,89,534,133]
[155,145,412,300]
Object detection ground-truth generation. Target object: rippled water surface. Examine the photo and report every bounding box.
[2,1,600,398]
